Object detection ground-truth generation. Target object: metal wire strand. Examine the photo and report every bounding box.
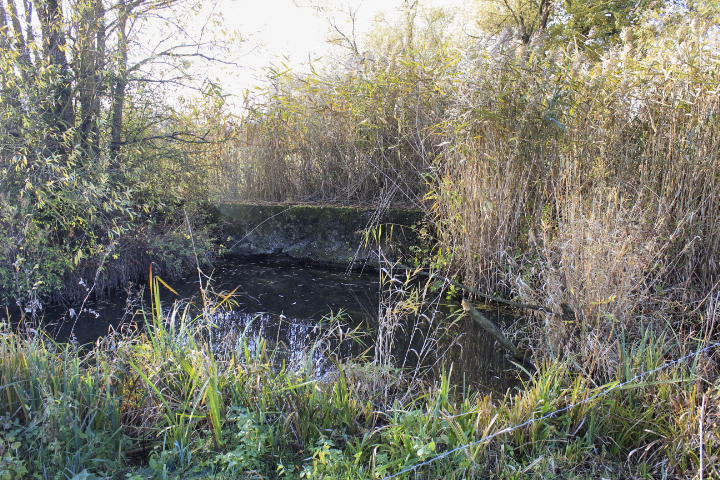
[383,341,720,480]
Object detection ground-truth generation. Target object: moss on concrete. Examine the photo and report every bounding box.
[212,203,423,268]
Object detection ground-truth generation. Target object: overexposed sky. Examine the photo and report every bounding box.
[208,0,468,101]
[217,0,333,91]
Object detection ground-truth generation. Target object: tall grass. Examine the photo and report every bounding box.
[213,15,719,376]
[0,277,717,478]
[212,47,451,205]
[0,325,126,477]
[433,24,720,374]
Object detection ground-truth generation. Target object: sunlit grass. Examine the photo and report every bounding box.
[0,275,716,479]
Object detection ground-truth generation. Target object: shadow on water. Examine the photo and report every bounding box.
[17,256,525,395]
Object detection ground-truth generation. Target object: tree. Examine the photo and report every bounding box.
[557,0,665,48]
[474,0,554,44]
[0,0,238,307]
[473,0,666,48]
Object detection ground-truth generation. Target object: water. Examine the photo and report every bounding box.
[33,256,522,394]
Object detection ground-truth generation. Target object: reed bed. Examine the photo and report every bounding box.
[434,25,720,375]
[213,18,719,379]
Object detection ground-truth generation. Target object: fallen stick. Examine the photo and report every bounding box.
[462,299,534,368]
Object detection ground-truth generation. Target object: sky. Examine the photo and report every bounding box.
[204,0,468,103]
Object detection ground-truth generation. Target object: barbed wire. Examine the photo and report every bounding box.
[383,341,720,479]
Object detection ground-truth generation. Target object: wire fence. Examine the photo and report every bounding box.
[383,341,720,479]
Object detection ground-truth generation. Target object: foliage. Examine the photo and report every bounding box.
[472,0,669,49]
[212,4,453,205]
[0,0,235,307]
[0,324,129,478]
[1,1,718,477]
[555,0,662,47]
[472,0,555,44]
[0,286,716,479]
[430,12,720,375]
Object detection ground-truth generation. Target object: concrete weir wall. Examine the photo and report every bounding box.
[213,203,423,268]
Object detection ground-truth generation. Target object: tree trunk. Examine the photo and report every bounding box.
[110,0,128,160]
[93,0,106,155]
[537,0,553,34]
[23,0,38,64]
[5,0,32,70]
[0,3,7,50]
[34,0,74,155]
[77,0,106,158]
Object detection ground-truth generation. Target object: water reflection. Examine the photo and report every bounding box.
[33,256,522,394]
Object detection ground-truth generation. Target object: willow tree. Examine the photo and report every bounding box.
[473,0,554,43]
[0,0,237,308]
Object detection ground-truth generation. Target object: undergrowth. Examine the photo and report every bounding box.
[0,272,717,479]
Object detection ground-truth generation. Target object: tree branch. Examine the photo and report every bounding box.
[462,299,534,367]
[111,130,225,147]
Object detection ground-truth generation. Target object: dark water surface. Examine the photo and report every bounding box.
[33,257,522,394]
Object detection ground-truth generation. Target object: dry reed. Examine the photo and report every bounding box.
[212,19,719,375]
[434,26,720,373]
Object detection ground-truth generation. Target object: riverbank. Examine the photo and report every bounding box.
[0,273,716,480]
[0,214,218,315]
[1,6,718,478]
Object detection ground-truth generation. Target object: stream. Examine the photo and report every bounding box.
[31,256,523,394]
